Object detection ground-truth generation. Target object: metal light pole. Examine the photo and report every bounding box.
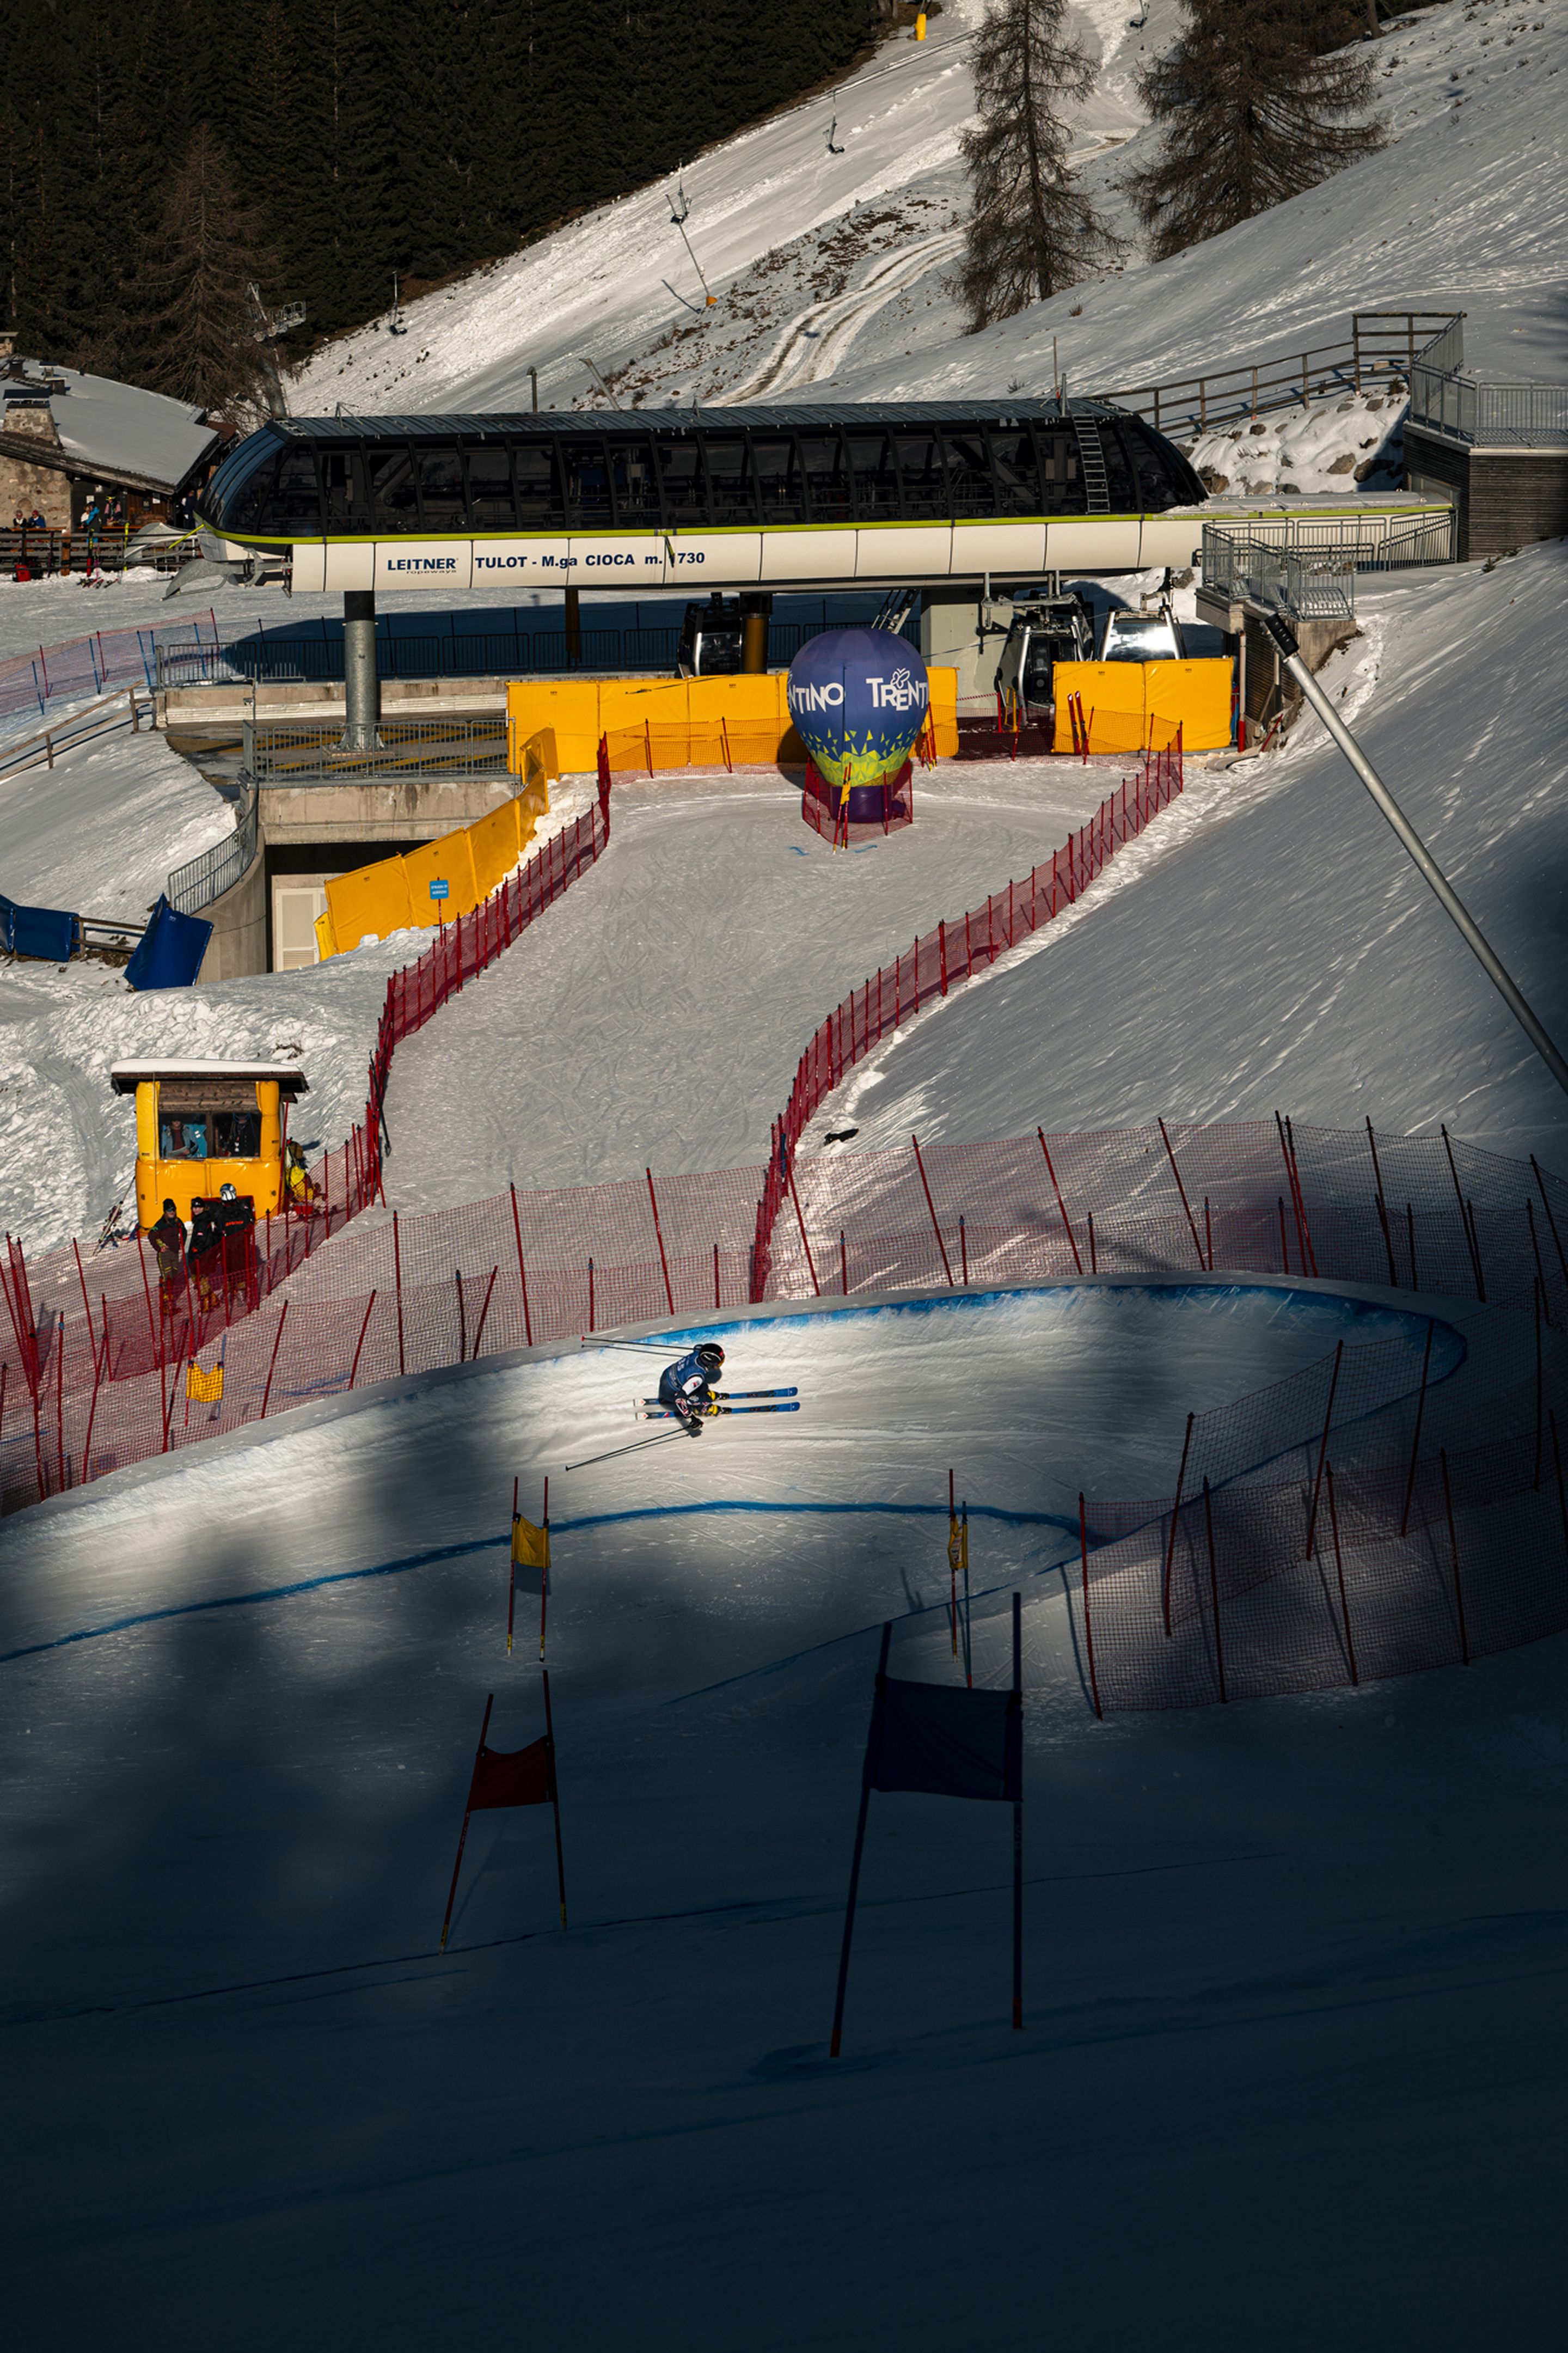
[1259,610,1568,1102]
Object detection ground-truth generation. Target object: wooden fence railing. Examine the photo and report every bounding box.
[1103,311,1462,441]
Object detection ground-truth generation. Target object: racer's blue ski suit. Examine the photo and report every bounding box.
[659,1347,716,1431]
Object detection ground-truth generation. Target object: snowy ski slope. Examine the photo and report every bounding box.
[292,1,1568,417]
[16,1275,1568,2351]
[809,541,1568,1174]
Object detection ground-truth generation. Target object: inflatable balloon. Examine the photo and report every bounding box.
[786,628,929,822]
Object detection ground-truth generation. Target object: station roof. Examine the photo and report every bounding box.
[0,360,223,494]
[109,1059,309,1095]
[269,397,1118,440]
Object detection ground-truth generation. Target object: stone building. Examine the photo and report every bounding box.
[0,340,222,537]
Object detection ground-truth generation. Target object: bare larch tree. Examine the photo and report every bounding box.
[134,125,277,421]
[958,0,1126,334]
[1126,0,1386,263]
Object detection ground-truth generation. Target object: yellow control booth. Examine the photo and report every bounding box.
[110,1059,311,1230]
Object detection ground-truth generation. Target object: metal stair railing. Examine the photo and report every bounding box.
[166,789,259,915]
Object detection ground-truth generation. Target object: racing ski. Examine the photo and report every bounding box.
[635,1402,800,1421]
[637,1388,797,1404]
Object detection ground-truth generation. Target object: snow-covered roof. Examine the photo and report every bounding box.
[109,1059,309,1095]
[1,363,221,493]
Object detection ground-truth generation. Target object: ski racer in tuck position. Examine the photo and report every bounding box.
[658,1342,725,1435]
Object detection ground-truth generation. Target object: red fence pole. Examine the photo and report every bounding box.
[1079,1492,1102,1719]
[510,1183,533,1348]
[911,1134,954,1288]
[1303,1340,1344,1560]
[1441,1447,1469,1664]
[1398,1319,1435,1536]
[1202,1476,1227,1702]
[1325,1462,1358,1684]
[786,1160,820,1295]
[393,1212,406,1376]
[646,1169,676,1316]
[1158,1118,1208,1270]
[1036,1128,1083,1274]
[259,1300,290,1421]
[1162,1411,1195,1639]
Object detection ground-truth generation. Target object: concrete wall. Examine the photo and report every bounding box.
[195,839,268,983]
[258,773,520,853]
[157,677,509,730]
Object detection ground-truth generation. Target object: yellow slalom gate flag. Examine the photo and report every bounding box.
[512,1514,550,1572]
[186,1360,224,1403]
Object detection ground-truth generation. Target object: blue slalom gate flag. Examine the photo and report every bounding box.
[865,1672,1021,1803]
[830,1600,1025,2057]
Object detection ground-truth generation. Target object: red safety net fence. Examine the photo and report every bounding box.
[4,1112,1568,1713]
[0,769,612,1504]
[752,731,1184,1297]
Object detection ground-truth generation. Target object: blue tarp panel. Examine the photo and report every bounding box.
[125,895,211,991]
[0,893,78,962]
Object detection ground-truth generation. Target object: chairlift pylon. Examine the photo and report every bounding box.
[827,114,844,155]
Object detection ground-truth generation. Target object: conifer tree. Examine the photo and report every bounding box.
[132,126,276,420]
[957,0,1126,334]
[1125,0,1386,262]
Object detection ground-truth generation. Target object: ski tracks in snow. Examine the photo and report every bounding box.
[728,228,965,400]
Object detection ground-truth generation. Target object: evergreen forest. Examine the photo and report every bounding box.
[2,0,881,397]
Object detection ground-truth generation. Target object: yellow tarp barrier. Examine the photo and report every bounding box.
[402,826,480,922]
[1051,657,1233,754]
[505,668,957,774]
[927,665,958,758]
[507,680,601,773]
[468,794,525,901]
[316,741,555,959]
[1147,658,1233,750]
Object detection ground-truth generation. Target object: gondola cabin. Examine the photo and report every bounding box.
[110,1058,309,1230]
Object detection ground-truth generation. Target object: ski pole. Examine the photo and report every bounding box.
[564,1428,690,1473]
[579,1336,695,1353]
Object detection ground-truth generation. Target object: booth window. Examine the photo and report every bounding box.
[161,1117,209,1160]
[751,436,805,525]
[895,433,945,520]
[466,442,515,530]
[799,434,852,524]
[211,1110,262,1157]
[657,438,706,528]
[609,440,659,525]
[370,445,419,530]
[271,444,323,531]
[512,444,564,529]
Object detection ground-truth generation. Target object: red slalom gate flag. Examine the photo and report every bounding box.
[830,1599,1024,2057]
[467,1732,553,1812]
[439,1681,568,1951]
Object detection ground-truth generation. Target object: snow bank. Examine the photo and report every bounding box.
[809,539,1568,1171]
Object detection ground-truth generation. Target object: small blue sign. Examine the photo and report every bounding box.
[428,878,450,901]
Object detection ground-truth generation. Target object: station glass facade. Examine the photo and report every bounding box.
[200,406,1205,542]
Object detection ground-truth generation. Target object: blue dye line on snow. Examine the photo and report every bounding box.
[0,1499,1078,1669]
[2,1282,1461,1671]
